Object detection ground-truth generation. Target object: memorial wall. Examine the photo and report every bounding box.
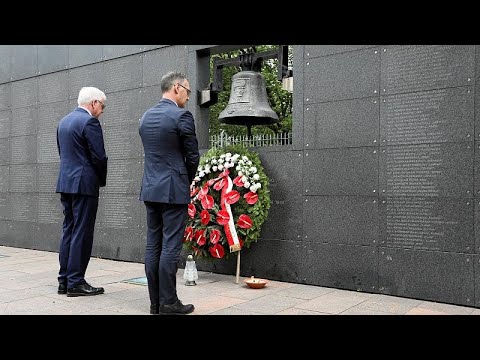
[0,45,478,308]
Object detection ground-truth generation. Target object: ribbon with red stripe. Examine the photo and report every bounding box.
[221,176,241,252]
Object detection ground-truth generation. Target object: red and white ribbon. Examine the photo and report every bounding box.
[221,176,241,253]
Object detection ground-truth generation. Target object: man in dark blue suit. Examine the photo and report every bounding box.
[56,86,108,297]
[139,72,200,315]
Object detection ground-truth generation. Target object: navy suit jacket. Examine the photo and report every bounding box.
[139,98,200,204]
[56,107,108,196]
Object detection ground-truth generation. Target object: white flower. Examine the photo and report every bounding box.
[204,164,211,174]
[244,181,250,188]
[253,174,260,180]
[249,166,257,174]
[211,158,217,165]
[194,176,201,182]
[212,165,218,172]
[218,164,224,171]
[199,170,205,177]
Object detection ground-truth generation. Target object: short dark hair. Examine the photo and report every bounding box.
[160,71,188,93]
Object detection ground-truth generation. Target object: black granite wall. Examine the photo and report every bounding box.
[0,45,478,307]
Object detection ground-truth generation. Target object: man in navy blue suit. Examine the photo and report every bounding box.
[139,72,200,315]
[56,86,108,297]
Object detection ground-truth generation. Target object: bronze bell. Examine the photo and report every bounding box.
[219,71,279,127]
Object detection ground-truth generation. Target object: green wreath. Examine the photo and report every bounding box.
[183,144,270,260]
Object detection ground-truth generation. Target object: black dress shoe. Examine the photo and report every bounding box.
[159,300,194,315]
[67,282,105,297]
[150,304,159,315]
[58,283,67,295]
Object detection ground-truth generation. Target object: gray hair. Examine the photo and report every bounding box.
[77,87,106,106]
[160,71,187,93]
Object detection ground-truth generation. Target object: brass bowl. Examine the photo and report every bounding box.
[243,277,268,289]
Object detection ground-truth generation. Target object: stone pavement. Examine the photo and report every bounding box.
[0,245,479,315]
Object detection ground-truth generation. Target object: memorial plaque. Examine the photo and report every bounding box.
[93,226,145,262]
[103,123,143,160]
[103,45,144,60]
[37,163,59,192]
[101,88,144,128]
[260,197,304,241]
[381,45,474,95]
[304,96,379,149]
[38,101,67,133]
[241,240,307,283]
[37,45,68,75]
[473,204,480,252]
[304,196,378,246]
[103,159,143,194]
[305,45,376,58]
[0,138,9,165]
[68,45,103,68]
[12,78,38,108]
[11,106,37,136]
[97,194,144,229]
[0,193,7,220]
[7,220,36,248]
[38,72,68,104]
[0,165,8,192]
[9,164,36,192]
[255,150,303,240]
[292,45,304,151]
[104,55,142,93]
[34,223,61,252]
[10,45,37,81]
[10,135,37,164]
[378,247,474,306]
[0,109,11,138]
[37,131,58,164]
[380,86,474,145]
[304,242,378,291]
[68,62,105,99]
[37,193,63,224]
[0,83,11,110]
[0,46,11,84]
[380,197,473,252]
[10,193,37,221]
[0,220,8,244]
[474,257,480,307]
[476,84,480,132]
[304,47,380,103]
[143,46,187,87]
[304,147,378,196]
[140,85,162,111]
[379,142,473,197]
[0,221,15,246]
[473,145,480,197]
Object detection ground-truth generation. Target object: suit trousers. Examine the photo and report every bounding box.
[144,201,187,306]
[58,193,99,288]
